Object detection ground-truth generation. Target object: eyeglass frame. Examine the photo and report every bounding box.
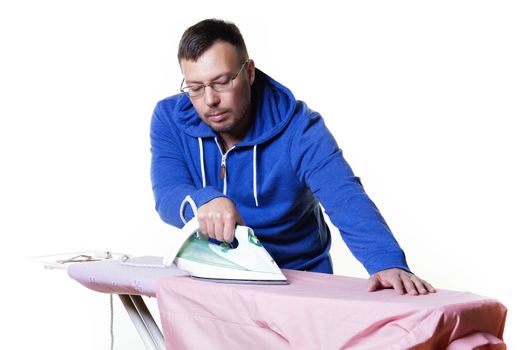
[179,59,250,97]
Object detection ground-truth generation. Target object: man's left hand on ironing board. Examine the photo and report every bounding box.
[368,268,436,295]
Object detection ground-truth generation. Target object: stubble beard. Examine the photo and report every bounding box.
[205,104,251,136]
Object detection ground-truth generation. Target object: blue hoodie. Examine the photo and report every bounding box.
[150,69,409,275]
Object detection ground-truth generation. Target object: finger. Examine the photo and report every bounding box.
[236,213,245,226]
[212,212,225,241]
[423,280,437,293]
[223,213,235,243]
[392,275,407,295]
[367,275,380,292]
[401,274,418,295]
[204,212,217,239]
[412,277,429,295]
[197,213,210,237]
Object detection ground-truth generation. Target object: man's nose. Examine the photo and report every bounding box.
[203,86,220,106]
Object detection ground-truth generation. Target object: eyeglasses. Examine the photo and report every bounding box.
[180,60,249,97]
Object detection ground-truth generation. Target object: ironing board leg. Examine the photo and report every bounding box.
[118,294,166,350]
[130,295,166,349]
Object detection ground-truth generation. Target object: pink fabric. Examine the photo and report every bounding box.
[156,269,506,350]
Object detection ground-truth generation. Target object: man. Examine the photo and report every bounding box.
[150,18,435,295]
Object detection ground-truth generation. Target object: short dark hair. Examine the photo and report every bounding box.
[178,19,248,63]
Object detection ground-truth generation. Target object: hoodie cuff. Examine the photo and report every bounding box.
[364,251,411,275]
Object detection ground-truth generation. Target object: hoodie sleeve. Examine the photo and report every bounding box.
[288,107,410,275]
[150,102,226,228]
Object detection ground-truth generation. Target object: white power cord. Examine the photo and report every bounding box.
[110,294,115,350]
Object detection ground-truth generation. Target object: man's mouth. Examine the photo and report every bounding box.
[207,110,227,122]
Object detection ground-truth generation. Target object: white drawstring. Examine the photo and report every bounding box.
[193,138,259,209]
[253,145,259,207]
[179,195,198,224]
[198,137,206,187]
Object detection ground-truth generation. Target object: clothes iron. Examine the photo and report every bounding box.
[163,217,288,284]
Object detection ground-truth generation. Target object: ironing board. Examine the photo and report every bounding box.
[68,256,507,350]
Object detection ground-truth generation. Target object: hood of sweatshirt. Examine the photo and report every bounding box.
[171,68,298,146]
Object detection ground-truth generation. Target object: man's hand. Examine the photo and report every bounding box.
[368,268,436,295]
[197,197,243,242]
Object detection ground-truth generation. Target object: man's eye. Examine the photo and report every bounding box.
[189,86,204,92]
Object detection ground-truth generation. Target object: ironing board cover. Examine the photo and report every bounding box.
[68,256,188,297]
[156,269,506,350]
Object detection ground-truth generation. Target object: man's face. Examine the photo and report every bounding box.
[180,42,255,138]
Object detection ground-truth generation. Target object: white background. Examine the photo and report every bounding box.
[1,1,523,349]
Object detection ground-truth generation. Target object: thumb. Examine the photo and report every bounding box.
[235,212,245,226]
[367,275,380,292]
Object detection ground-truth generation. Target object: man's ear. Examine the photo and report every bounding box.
[247,59,256,85]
